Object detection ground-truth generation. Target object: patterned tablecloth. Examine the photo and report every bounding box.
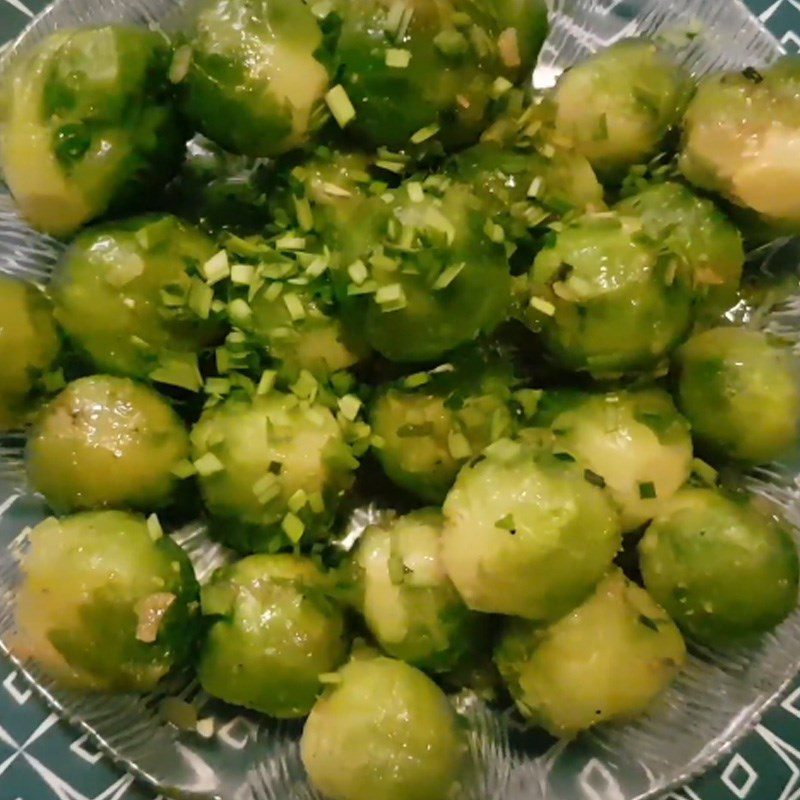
[1,0,800,798]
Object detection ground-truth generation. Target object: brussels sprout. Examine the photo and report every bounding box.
[552,39,694,181]
[301,655,465,800]
[494,569,686,737]
[441,437,621,620]
[370,349,518,502]
[536,388,693,532]
[0,27,184,237]
[639,488,799,644]
[237,262,368,384]
[190,389,358,553]
[333,180,511,362]
[165,136,274,233]
[676,327,800,463]
[51,215,223,383]
[198,554,347,716]
[26,376,190,513]
[14,511,200,692]
[616,182,744,318]
[183,0,330,157]
[523,212,693,376]
[345,509,483,671]
[327,0,547,150]
[0,276,60,430]
[450,141,604,250]
[679,57,800,237]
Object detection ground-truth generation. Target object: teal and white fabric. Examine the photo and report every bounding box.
[1,0,800,797]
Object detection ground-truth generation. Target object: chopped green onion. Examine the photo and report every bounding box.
[527,176,544,198]
[275,235,306,251]
[305,256,329,278]
[338,394,362,421]
[432,262,465,290]
[194,452,225,476]
[256,370,277,396]
[202,251,230,285]
[385,48,412,68]
[147,513,163,541]
[447,430,472,460]
[308,491,325,514]
[188,280,214,320]
[375,283,407,311]
[230,263,255,285]
[584,469,606,488]
[490,76,513,99]
[406,181,424,203]
[318,672,342,684]
[495,513,516,531]
[288,489,309,513]
[691,458,719,486]
[325,85,357,128]
[282,513,305,544]
[293,195,314,232]
[283,292,306,321]
[228,298,252,323]
[410,124,440,144]
[291,370,318,401]
[171,459,197,479]
[529,296,556,316]
[348,260,369,285]
[169,45,192,84]
[404,372,431,388]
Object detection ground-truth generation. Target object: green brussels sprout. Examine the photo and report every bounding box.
[441,437,621,620]
[0,276,60,431]
[328,0,547,150]
[198,554,348,716]
[165,136,274,233]
[639,488,800,644]
[345,509,483,672]
[369,349,518,502]
[333,180,511,362]
[616,182,744,319]
[51,215,224,383]
[183,0,330,157]
[450,141,604,250]
[0,27,184,237]
[676,327,800,463]
[14,511,200,692]
[190,389,358,553]
[552,39,694,181]
[536,388,693,532]
[26,376,190,514]
[236,261,369,384]
[523,212,693,376]
[679,57,800,238]
[301,655,465,800]
[494,569,686,737]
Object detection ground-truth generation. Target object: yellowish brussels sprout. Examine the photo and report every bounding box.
[301,655,465,800]
[495,569,686,737]
[190,389,358,553]
[535,388,693,531]
[183,0,330,157]
[616,181,744,319]
[441,437,621,620]
[51,215,223,383]
[15,511,200,692]
[523,212,694,376]
[676,327,800,463]
[26,376,190,514]
[640,488,800,645]
[345,509,484,672]
[198,554,348,717]
[0,276,60,430]
[680,56,800,238]
[369,348,518,502]
[552,39,694,181]
[1,27,184,237]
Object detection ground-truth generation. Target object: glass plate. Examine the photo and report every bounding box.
[0,1,798,799]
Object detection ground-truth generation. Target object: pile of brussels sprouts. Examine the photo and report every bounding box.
[2,1,800,797]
